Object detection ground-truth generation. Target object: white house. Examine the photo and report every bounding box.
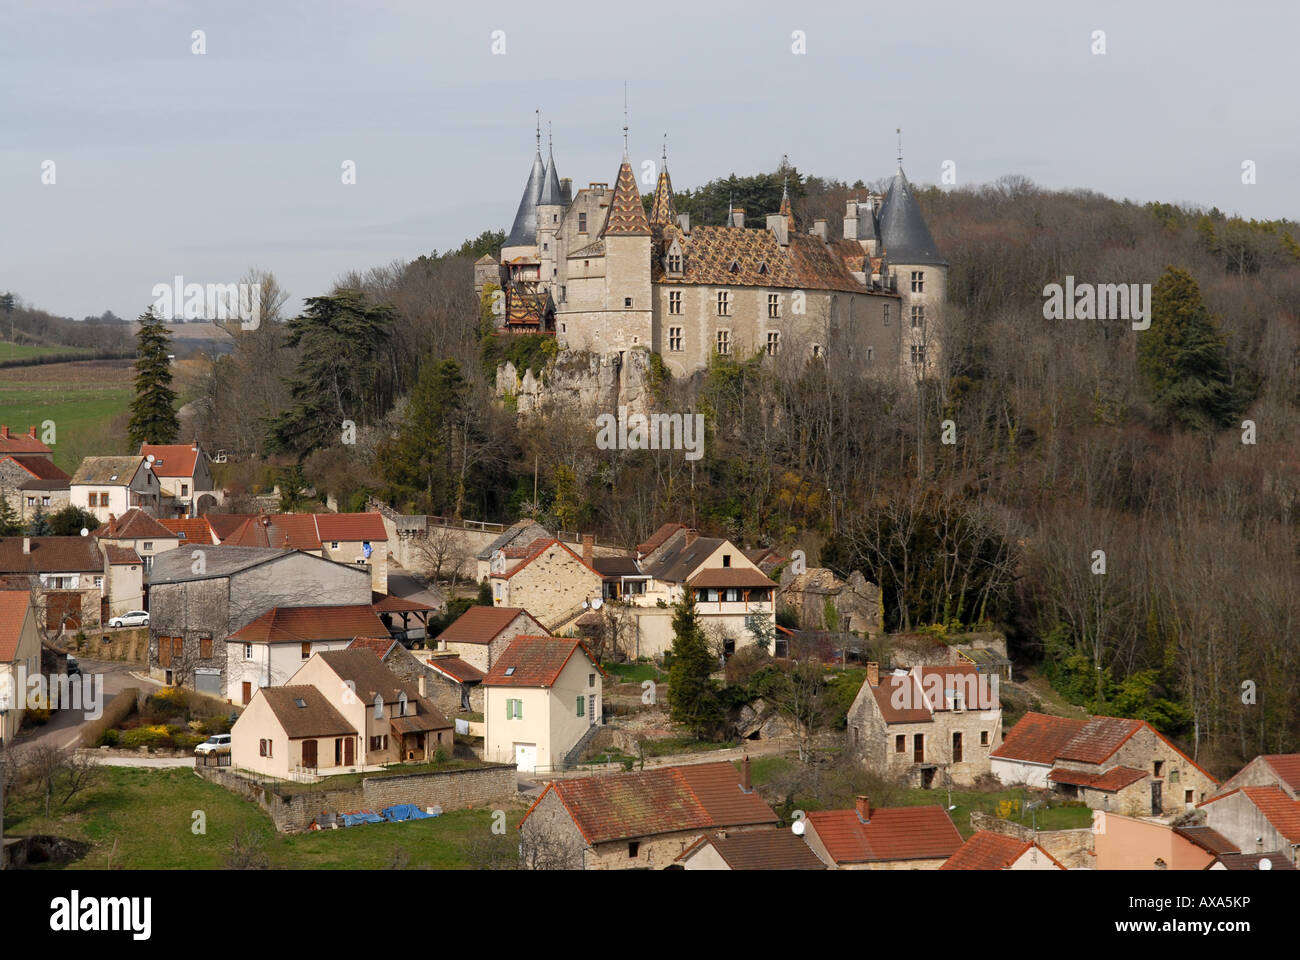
[70,456,159,522]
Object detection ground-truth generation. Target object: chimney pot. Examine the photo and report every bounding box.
[23,537,32,555]
[731,208,745,228]
[27,425,37,438]
[866,661,879,687]
[685,529,698,547]
[856,795,871,821]
[812,218,827,241]
[742,754,751,792]
[0,425,8,438]
[582,533,594,567]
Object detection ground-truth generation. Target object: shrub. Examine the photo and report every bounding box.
[98,728,120,747]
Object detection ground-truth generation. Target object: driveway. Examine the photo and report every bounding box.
[8,659,152,757]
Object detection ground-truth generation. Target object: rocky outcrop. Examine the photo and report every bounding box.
[735,698,796,740]
[494,347,656,418]
[779,567,882,639]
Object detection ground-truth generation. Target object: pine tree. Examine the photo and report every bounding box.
[127,307,180,447]
[1137,266,1249,431]
[667,589,721,738]
[27,502,51,535]
[0,492,22,536]
[377,357,469,514]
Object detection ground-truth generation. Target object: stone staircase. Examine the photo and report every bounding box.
[563,723,604,766]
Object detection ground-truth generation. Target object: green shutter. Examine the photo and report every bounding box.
[577,696,585,716]
[516,699,522,720]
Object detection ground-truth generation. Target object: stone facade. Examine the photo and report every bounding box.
[490,541,600,631]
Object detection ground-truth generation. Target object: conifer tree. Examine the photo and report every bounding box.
[667,589,721,738]
[127,307,180,447]
[0,492,21,536]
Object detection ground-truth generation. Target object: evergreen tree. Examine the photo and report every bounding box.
[1137,267,1250,431]
[26,502,51,535]
[0,493,22,536]
[46,505,99,536]
[667,590,721,738]
[127,307,180,448]
[377,357,471,515]
[278,464,309,512]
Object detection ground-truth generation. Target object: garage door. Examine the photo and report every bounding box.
[194,670,222,696]
[514,743,537,772]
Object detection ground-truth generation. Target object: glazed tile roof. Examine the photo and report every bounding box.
[806,805,963,864]
[650,224,864,294]
[649,165,677,226]
[481,635,601,688]
[138,443,201,478]
[680,829,826,870]
[600,159,650,237]
[232,604,386,644]
[437,605,536,645]
[524,761,778,844]
[940,830,1065,870]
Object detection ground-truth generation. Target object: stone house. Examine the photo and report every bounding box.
[138,442,216,517]
[518,759,778,870]
[0,536,105,629]
[846,662,1003,788]
[675,830,825,870]
[98,508,179,578]
[803,796,964,869]
[348,637,486,717]
[0,455,71,522]
[218,512,390,594]
[991,712,1218,817]
[70,456,160,522]
[1215,753,1300,800]
[1198,786,1300,866]
[778,566,881,639]
[433,605,546,673]
[146,545,372,695]
[940,830,1067,870]
[482,634,604,773]
[488,538,602,632]
[475,519,552,583]
[0,588,43,744]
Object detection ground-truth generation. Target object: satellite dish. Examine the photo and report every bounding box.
[146,454,155,463]
[80,527,89,537]
[591,597,604,610]
[582,600,589,610]
[1259,857,1272,871]
[792,820,805,836]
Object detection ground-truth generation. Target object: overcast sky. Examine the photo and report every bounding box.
[3,0,1297,321]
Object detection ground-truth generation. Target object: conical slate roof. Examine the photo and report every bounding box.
[539,145,563,206]
[877,168,946,266]
[601,159,650,237]
[505,149,546,247]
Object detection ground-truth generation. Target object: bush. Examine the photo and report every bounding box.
[98,729,120,747]
[119,725,175,750]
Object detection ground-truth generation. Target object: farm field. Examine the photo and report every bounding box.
[0,342,92,362]
[0,359,133,470]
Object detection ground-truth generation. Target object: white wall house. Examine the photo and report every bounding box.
[70,456,159,522]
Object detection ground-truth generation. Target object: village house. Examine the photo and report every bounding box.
[230,684,356,778]
[1197,786,1300,866]
[0,425,53,461]
[157,516,220,546]
[940,830,1066,870]
[70,456,159,522]
[0,536,105,630]
[138,442,216,517]
[0,589,43,744]
[846,662,1002,788]
[346,636,485,716]
[433,605,546,673]
[482,634,604,773]
[1092,813,1236,870]
[475,519,552,582]
[225,603,388,705]
[0,455,71,522]
[97,508,179,577]
[99,544,144,618]
[488,538,602,632]
[1215,753,1300,800]
[518,759,779,869]
[217,511,389,593]
[675,830,826,870]
[990,712,1218,817]
[146,545,372,694]
[802,796,964,869]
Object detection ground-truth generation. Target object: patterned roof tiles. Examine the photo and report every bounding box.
[601,160,650,237]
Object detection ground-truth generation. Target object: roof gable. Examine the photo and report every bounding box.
[482,635,601,688]
[807,805,963,864]
[231,604,386,644]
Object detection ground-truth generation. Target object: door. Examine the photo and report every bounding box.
[913,734,924,763]
[344,737,355,766]
[242,682,252,705]
[952,731,963,764]
[335,738,343,765]
[514,743,537,773]
[302,739,317,769]
[1151,780,1162,815]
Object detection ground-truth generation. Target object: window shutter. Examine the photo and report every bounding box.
[576,696,584,716]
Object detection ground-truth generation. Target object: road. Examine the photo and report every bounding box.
[7,658,158,758]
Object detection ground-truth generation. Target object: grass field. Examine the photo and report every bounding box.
[0,342,92,362]
[6,766,523,869]
[0,359,133,471]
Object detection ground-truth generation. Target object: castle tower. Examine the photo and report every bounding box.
[599,155,653,358]
[537,133,565,293]
[649,151,677,227]
[501,130,547,266]
[877,165,947,376]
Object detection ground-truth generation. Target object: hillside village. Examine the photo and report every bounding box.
[1,417,1297,873]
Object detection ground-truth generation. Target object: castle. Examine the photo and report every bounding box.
[474,132,947,386]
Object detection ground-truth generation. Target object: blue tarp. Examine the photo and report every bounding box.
[382,804,435,822]
[340,811,383,827]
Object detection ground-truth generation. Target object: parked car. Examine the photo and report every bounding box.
[67,656,81,676]
[194,734,231,755]
[109,610,149,628]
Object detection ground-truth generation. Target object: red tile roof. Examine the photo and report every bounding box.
[204,513,253,539]
[437,605,536,645]
[157,517,218,544]
[1048,765,1148,791]
[315,512,387,542]
[425,655,486,684]
[991,712,1087,764]
[223,514,323,550]
[806,805,963,864]
[0,425,51,456]
[138,443,200,478]
[523,762,778,844]
[348,636,398,659]
[1,456,69,482]
[636,522,686,557]
[0,589,32,661]
[941,830,1066,870]
[104,508,175,540]
[870,674,933,724]
[1241,786,1300,843]
[496,538,600,579]
[481,635,601,688]
[679,830,826,870]
[1262,755,1300,793]
[103,545,141,565]
[0,536,102,573]
[232,604,387,644]
[1056,716,1143,764]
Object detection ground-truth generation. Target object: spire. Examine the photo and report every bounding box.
[877,166,947,266]
[539,122,562,206]
[727,191,734,227]
[896,127,903,172]
[602,157,650,237]
[505,125,547,248]
[622,81,629,159]
[649,136,677,226]
[779,154,792,219]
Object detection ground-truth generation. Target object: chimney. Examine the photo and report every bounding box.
[685,528,698,548]
[855,795,871,822]
[418,676,427,697]
[0,425,8,439]
[731,207,745,228]
[766,214,789,247]
[866,661,879,686]
[582,534,594,567]
[23,537,32,555]
[843,200,859,240]
[742,754,752,793]
[811,219,827,241]
[677,213,690,235]
[27,426,36,438]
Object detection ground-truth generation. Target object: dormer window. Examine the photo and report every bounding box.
[373,693,384,720]
[757,261,768,275]
[668,253,682,273]
[728,258,740,273]
[398,690,408,717]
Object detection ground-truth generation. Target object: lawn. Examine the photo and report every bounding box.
[601,661,666,684]
[0,359,134,471]
[0,342,91,362]
[5,766,522,869]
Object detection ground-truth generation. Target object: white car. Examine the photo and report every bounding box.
[194,734,231,755]
[109,610,149,628]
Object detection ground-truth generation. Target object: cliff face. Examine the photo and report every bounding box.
[494,347,655,417]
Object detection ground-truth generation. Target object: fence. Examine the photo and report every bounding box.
[195,751,231,768]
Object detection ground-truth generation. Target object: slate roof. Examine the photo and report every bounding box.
[877,168,947,266]
[71,456,145,485]
[600,159,650,237]
[806,805,963,864]
[104,508,175,540]
[232,604,386,644]
[640,535,725,582]
[437,605,536,645]
[138,443,200,478]
[538,146,563,206]
[523,761,778,844]
[261,685,354,739]
[148,545,293,583]
[0,589,32,661]
[679,830,826,870]
[941,830,1065,870]
[505,149,546,247]
[481,635,601,688]
[0,536,102,573]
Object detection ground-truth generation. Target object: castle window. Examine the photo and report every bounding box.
[624,297,633,308]
[728,259,740,273]
[669,327,683,351]
[579,212,587,232]
[812,344,823,358]
[883,304,890,326]
[767,293,779,318]
[716,330,731,355]
[669,291,682,315]
[910,344,926,366]
[865,346,874,363]
[911,270,924,293]
[668,252,682,273]
[716,291,731,316]
[911,305,925,328]
[766,331,780,356]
